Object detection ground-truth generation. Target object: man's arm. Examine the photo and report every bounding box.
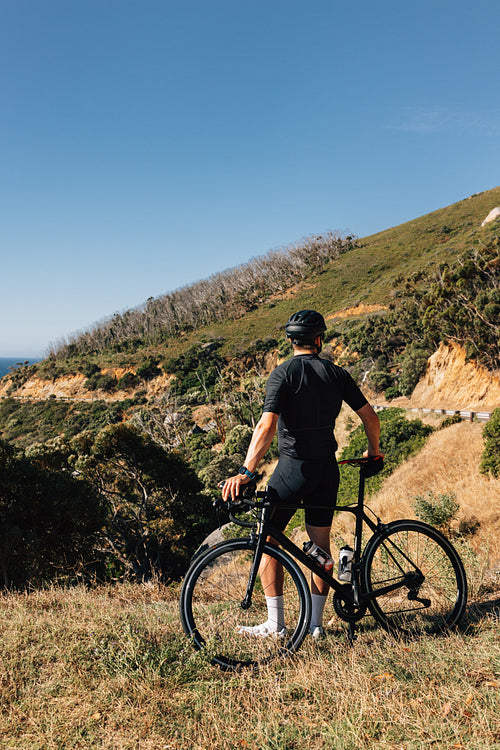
[355,403,383,457]
[222,411,278,501]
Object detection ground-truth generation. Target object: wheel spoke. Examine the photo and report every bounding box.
[364,521,467,635]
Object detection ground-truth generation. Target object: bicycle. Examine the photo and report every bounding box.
[179,457,468,670]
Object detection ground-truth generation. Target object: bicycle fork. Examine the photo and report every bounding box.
[240,509,272,610]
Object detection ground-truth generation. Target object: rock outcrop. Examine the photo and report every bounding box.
[411,342,500,411]
[481,206,500,226]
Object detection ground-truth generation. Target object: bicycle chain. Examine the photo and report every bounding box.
[332,584,368,622]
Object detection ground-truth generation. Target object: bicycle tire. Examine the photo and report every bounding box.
[362,519,467,636]
[180,537,311,670]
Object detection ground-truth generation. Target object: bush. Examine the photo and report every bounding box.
[84,373,117,392]
[480,408,500,477]
[198,453,244,489]
[384,386,401,401]
[165,345,222,395]
[0,438,106,587]
[221,424,253,456]
[117,372,139,390]
[136,357,162,381]
[398,343,432,396]
[439,414,462,430]
[413,491,460,533]
[82,362,100,378]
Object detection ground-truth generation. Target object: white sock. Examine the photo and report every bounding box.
[310,593,328,629]
[237,595,286,637]
[265,595,285,631]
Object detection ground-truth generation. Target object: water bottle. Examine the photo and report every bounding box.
[303,541,334,571]
[338,545,354,582]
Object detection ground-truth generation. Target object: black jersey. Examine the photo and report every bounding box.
[263,354,367,459]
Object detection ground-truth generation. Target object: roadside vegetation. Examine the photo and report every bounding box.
[1,421,499,749]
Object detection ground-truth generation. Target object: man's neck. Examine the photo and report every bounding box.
[292,346,317,356]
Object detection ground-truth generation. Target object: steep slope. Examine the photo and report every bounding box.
[43,185,500,364]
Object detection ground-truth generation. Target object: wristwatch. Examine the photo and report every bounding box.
[238,466,256,480]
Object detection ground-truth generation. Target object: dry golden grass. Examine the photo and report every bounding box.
[0,581,499,749]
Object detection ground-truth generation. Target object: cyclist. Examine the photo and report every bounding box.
[222,309,383,638]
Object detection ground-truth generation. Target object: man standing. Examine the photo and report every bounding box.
[222,310,382,638]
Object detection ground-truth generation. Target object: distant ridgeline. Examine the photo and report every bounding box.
[49,232,355,358]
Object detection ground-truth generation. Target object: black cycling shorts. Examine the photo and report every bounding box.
[266,454,340,530]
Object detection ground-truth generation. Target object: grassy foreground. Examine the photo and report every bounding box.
[1,582,499,750]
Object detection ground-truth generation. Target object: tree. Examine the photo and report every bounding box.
[74,423,215,581]
[0,438,105,588]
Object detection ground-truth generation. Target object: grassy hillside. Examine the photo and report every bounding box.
[1,582,499,749]
[1,187,499,448]
[29,186,500,366]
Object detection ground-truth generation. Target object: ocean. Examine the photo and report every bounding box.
[0,357,40,380]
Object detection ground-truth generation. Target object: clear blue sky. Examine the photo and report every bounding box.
[1,0,499,357]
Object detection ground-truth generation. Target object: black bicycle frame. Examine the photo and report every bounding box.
[239,469,424,611]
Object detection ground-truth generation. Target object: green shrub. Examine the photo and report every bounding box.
[117,372,139,390]
[0,438,106,587]
[165,344,223,395]
[83,362,100,378]
[136,357,162,381]
[384,385,401,401]
[198,453,244,489]
[439,414,462,429]
[480,408,500,478]
[84,373,117,392]
[398,343,433,396]
[413,491,460,533]
[221,424,253,456]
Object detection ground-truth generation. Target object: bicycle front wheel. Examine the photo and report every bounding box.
[180,538,311,670]
[363,520,467,636]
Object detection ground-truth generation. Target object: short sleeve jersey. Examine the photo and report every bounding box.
[263,354,368,459]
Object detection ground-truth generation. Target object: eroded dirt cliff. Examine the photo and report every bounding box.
[410,342,500,411]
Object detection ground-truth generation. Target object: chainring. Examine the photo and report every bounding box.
[332,584,368,622]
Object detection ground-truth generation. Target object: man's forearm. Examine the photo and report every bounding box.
[243,413,278,473]
[356,403,382,455]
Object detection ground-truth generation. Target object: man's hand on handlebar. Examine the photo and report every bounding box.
[221,473,253,503]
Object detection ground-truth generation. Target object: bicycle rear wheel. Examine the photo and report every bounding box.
[363,520,467,636]
[180,537,311,670]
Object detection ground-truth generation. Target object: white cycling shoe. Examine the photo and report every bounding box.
[237,622,288,639]
[310,625,325,639]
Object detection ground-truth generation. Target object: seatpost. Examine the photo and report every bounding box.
[354,469,365,557]
[351,468,366,606]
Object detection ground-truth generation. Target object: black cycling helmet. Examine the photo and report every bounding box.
[285,309,327,341]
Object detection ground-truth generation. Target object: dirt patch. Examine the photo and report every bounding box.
[327,304,387,320]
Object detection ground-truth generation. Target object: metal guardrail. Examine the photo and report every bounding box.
[373,405,493,422]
